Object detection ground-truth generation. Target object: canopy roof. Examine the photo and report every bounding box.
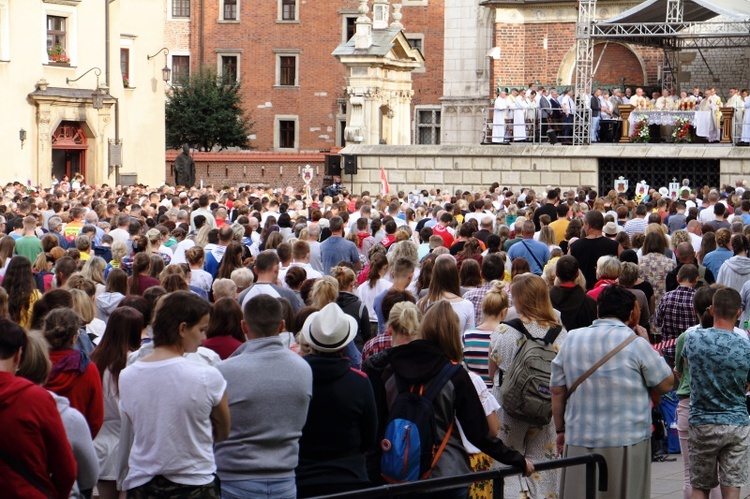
[592,0,750,48]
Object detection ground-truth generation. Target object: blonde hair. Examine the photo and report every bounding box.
[511,273,561,328]
[671,230,691,248]
[481,281,509,318]
[331,266,356,291]
[111,240,128,263]
[595,255,621,280]
[16,330,50,386]
[310,276,339,309]
[81,256,106,285]
[387,301,421,339]
[70,288,95,325]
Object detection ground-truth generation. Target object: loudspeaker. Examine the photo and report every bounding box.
[343,155,357,174]
[546,129,557,145]
[325,155,341,176]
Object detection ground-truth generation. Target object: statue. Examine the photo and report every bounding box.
[174,144,196,187]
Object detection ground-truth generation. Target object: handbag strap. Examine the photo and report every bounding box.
[520,240,545,272]
[565,334,638,402]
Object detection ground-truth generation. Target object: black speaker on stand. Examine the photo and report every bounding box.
[325,155,342,176]
[343,155,358,174]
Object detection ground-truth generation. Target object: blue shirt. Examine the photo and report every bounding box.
[702,247,732,280]
[373,289,388,335]
[551,319,672,447]
[319,236,359,275]
[683,327,750,426]
[507,238,550,275]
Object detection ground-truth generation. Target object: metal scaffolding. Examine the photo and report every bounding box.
[572,0,595,145]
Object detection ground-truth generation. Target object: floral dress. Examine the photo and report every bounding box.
[490,320,567,499]
[639,252,675,312]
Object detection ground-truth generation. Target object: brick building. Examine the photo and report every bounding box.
[162,0,444,153]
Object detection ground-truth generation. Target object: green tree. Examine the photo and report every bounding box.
[165,68,253,151]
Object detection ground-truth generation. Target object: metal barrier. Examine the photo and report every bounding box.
[481,108,616,145]
[312,453,608,499]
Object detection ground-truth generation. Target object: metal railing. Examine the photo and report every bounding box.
[313,453,608,499]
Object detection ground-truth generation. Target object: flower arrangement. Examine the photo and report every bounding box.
[123,75,130,88]
[671,116,692,143]
[630,114,650,143]
[48,43,70,64]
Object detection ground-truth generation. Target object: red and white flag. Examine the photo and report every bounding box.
[380,166,391,197]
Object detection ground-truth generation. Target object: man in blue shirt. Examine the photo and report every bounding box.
[319,216,360,275]
[507,220,549,275]
[683,287,750,498]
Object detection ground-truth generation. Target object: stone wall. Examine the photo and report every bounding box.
[339,144,750,194]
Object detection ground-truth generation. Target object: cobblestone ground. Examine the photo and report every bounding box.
[651,453,750,498]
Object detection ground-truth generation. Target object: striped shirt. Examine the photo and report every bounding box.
[462,327,494,388]
[551,319,672,447]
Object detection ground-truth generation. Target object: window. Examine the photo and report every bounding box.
[223,0,237,21]
[279,0,297,21]
[47,15,66,54]
[281,0,295,20]
[279,56,296,86]
[345,16,356,41]
[415,107,441,145]
[407,37,422,52]
[120,48,130,86]
[172,0,190,18]
[171,55,190,85]
[220,55,238,82]
[279,120,295,148]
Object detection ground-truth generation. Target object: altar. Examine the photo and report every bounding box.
[627,110,718,142]
[619,106,735,143]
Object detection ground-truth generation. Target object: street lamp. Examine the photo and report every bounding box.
[147,47,171,84]
[19,129,26,149]
[66,67,105,110]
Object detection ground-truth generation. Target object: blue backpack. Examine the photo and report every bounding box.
[380,362,460,483]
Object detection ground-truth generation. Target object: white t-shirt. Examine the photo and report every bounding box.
[459,370,501,454]
[241,282,281,309]
[356,279,393,321]
[119,357,226,490]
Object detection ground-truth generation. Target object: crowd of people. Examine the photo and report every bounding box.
[1,176,750,499]
[490,83,750,144]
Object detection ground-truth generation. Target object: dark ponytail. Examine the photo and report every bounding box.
[128,253,150,296]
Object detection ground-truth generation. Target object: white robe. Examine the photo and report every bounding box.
[742,97,750,143]
[491,96,509,143]
[513,98,528,141]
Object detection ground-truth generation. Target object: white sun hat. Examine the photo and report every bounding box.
[302,302,358,353]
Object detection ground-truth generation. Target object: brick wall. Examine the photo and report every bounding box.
[192,1,444,153]
[164,151,326,189]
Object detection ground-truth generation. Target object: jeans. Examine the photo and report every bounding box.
[590,116,600,142]
[221,478,296,499]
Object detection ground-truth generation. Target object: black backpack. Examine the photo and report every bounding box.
[380,362,460,483]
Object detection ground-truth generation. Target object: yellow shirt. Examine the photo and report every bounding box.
[80,252,91,261]
[20,289,41,330]
[548,218,570,245]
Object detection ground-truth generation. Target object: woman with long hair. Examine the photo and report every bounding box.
[108,240,128,275]
[118,291,229,496]
[148,254,165,279]
[332,266,371,352]
[127,252,159,296]
[639,231,676,310]
[216,241,244,280]
[463,281,509,388]
[96,268,127,323]
[44,308,104,438]
[121,234,148,276]
[0,318,77,497]
[186,246,213,297]
[697,231,717,266]
[489,273,566,498]
[410,253,436,298]
[0,234,16,276]
[459,258,483,290]
[702,229,733,280]
[81,256,107,297]
[89,307,144,499]
[202,297,245,360]
[355,253,391,329]
[717,234,750,292]
[2,255,41,329]
[417,255,475,332]
[368,301,532,496]
[32,251,55,292]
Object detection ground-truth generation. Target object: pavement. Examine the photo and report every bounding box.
[651,453,750,498]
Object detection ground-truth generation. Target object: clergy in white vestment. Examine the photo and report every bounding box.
[741,96,750,143]
[513,89,529,141]
[491,90,510,143]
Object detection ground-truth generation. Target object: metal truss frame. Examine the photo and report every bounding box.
[572,0,596,145]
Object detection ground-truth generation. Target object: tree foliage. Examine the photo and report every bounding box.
[165,68,253,152]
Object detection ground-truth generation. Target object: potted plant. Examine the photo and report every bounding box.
[123,75,130,88]
[671,116,693,143]
[48,43,70,65]
[629,114,650,143]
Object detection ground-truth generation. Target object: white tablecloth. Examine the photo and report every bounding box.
[628,110,716,140]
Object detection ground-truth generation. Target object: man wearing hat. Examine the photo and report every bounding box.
[603,221,619,238]
[296,303,377,497]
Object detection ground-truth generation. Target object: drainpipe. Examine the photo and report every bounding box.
[105,0,121,185]
[199,0,205,65]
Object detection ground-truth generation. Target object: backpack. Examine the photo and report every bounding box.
[499,318,562,426]
[380,362,461,483]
